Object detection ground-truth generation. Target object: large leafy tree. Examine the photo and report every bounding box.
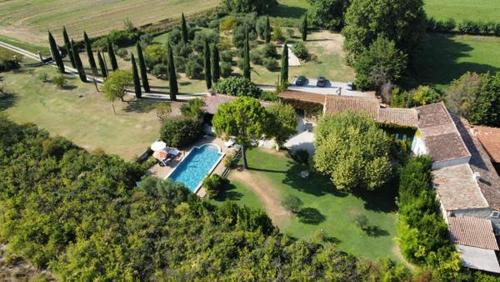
[102,70,132,113]
[342,0,426,64]
[266,102,297,149]
[310,0,350,31]
[48,31,64,73]
[445,72,500,126]
[214,76,262,98]
[314,112,392,191]
[354,37,407,90]
[212,97,269,168]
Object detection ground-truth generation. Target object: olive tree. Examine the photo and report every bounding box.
[102,70,132,113]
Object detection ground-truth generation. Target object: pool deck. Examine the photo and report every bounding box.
[148,136,229,197]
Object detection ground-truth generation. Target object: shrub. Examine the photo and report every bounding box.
[224,150,238,168]
[37,72,49,83]
[155,103,172,122]
[292,41,309,60]
[160,118,203,148]
[52,75,66,89]
[214,76,262,98]
[0,49,21,72]
[116,48,129,60]
[180,98,204,119]
[144,44,166,69]
[186,56,204,79]
[220,62,232,78]
[271,25,285,42]
[152,64,168,80]
[354,215,369,231]
[262,43,279,58]
[260,91,279,101]
[282,195,303,213]
[251,50,264,65]
[203,174,229,198]
[220,16,236,32]
[263,58,278,71]
[221,50,233,63]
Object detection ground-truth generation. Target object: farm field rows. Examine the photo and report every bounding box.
[424,0,500,22]
[0,0,219,45]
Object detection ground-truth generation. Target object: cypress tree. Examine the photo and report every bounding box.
[181,13,189,44]
[83,32,97,75]
[97,51,108,78]
[136,43,150,92]
[167,44,178,101]
[211,44,220,83]
[72,40,87,82]
[131,54,142,98]
[204,39,212,90]
[301,15,308,41]
[107,40,118,71]
[264,16,272,43]
[62,26,75,67]
[48,31,65,73]
[242,26,251,80]
[280,44,289,88]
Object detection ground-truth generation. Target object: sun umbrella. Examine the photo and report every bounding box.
[151,141,167,152]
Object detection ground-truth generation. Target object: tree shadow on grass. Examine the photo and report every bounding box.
[282,162,347,197]
[364,225,390,237]
[0,92,16,111]
[269,3,307,19]
[297,207,326,225]
[412,33,500,87]
[124,99,165,113]
[351,177,398,213]
[214,183,243,202]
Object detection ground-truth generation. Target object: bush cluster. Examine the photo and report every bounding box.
[160,118,203,148]
[426,17,500,36]
[214,76,262,98]
[203,174,229,198]
[0,49,22,72]
[397,156,461,279]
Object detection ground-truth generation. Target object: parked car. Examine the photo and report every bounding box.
[316,76,328,87]
[295,76,308,86]
[346,82,354,91]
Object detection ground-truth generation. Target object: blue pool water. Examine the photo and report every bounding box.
[168,144,223,192]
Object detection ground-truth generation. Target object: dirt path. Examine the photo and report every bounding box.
[230,169,292,226]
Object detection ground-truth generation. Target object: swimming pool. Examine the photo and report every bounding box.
[167,144,224,193]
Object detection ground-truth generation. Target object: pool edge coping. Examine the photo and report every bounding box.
[164,143,225,195]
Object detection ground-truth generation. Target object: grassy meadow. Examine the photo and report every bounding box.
[415,34,500,89]
[424,0,500,22]
[224,149,399,261]
[0,0,219,45]
[0,66,163,160]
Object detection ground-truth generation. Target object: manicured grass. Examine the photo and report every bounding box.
[211,180,265,211]
[415,34,500,89]
[269,0,311,26]
[424,0,500,23]
[0,67,162,160]
[0,0,219,44]
[229,149,399,261]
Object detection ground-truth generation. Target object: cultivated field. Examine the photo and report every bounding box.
[424,0,500,22]
[0,0,219,45]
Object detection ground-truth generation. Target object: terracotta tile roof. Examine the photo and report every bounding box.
[324,95,380,119]
[432,164,489,211]
[278,90,326,104]
[474,126,500,163]
[203,94,237,114]
[456,118,500,211]
[378,108,418,127]
[448,216,499,250]
[416,103,471,163]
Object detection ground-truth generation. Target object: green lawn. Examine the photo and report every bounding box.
[424,0,500,22]
[0,35,50,56]
[269,0,311,26]
[415,34,500,89]
[0,67,163,160]
[211,179,265,211]
[227,149,399,261]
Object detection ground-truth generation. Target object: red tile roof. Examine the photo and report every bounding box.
[278,90,326,104]
[448,216,499,250]
[474,126,500,163]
